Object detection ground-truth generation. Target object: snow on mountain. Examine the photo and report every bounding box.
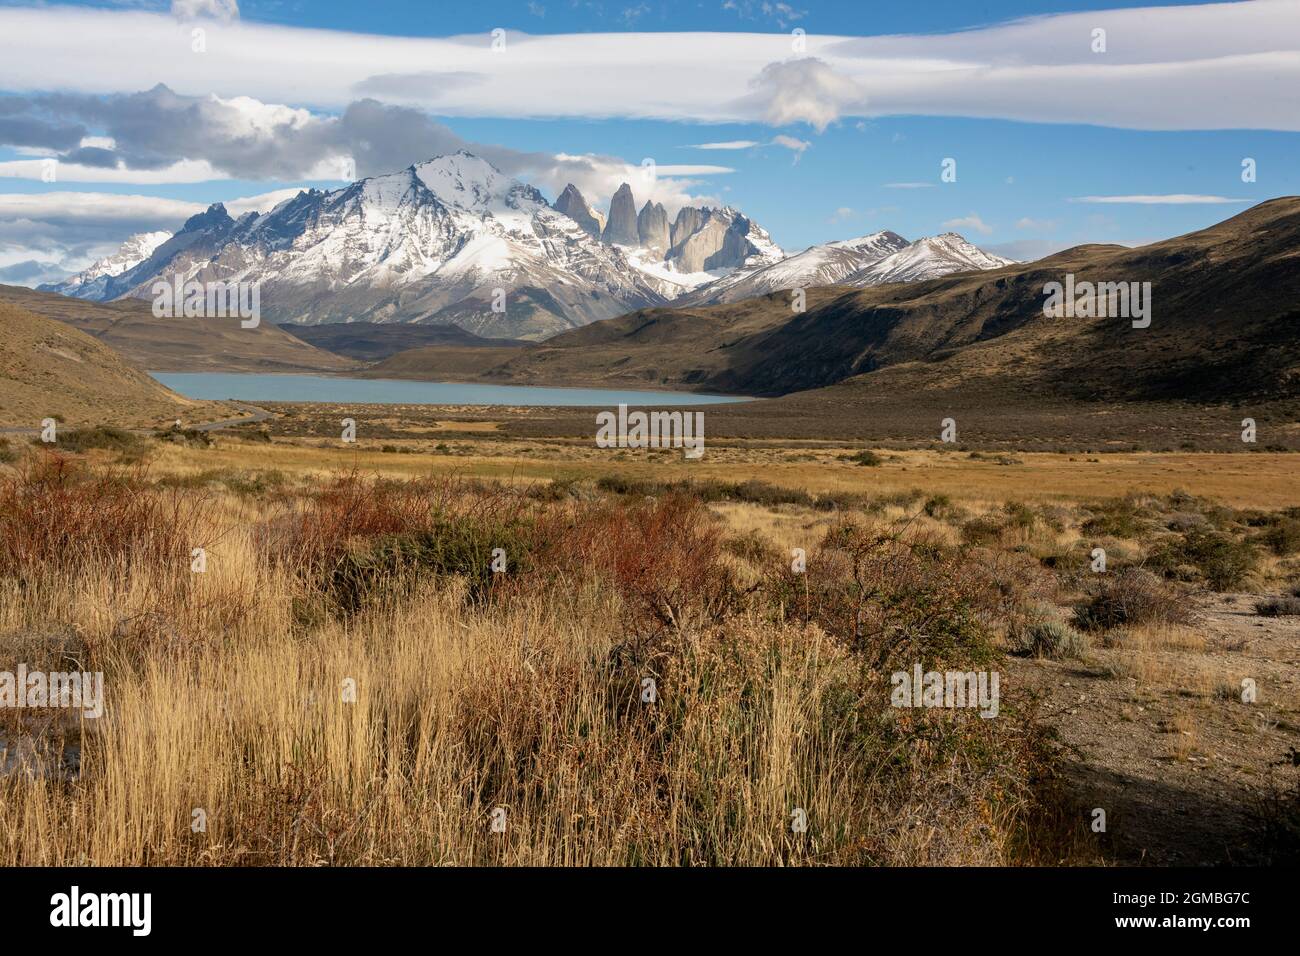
[43,152,1010,341]
[96,152,684,340]
[39,231,171,299]
[846,233,1016,286]
[680,230,908,305]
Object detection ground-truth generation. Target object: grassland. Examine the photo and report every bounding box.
[1,420,1297,866]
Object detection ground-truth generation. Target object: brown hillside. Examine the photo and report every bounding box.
[363,198,1300,407]
[0,285,355,374]
[0,301,228,427]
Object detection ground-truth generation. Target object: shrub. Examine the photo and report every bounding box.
[1149,529,1258,590]
[40,425,144,455]
[1003,501,1037,530]
[1080,498,1145,539]
[723,529,777,566]
[1166,512,1207,533]
[1261,518,1300,557]
[923,494,953,518]
[325,516,531,612]
[846,449,881,467]
[594,475,816,508]
[1073,568,1189,631]
[1021,619,1089,660]
[961,515,1004,547]
[1255,596,1300,617]
[154,426,213,448]
[769,518,998,670]
[570,494,734,631]
[0,455,207,578]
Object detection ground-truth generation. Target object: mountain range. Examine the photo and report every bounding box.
[358,197,1300,411]
[39,152,1010,340]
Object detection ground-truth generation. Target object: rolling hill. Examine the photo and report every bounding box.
[279,321,524,362]
[0,285,354,374]
[0,301,228,428]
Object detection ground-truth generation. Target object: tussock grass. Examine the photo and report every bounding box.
[5,442,1293,866]
[0,458,1077,866]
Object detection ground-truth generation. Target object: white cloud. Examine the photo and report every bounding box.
[0,186,305,286]
[1015,217,1058,231]
[0,192,205,226]
[535,154,720,217]
[171,0,240,22]
[225,188,309,216]
[652,164,735,175]
[0,2,1293,131]
[738,58,867,131]
[0,157,228,185]
[687,141,760,150]
[686,136,808,162]
[943,213,993,235]
[1068,194,1251,204]
[769,134,811,162]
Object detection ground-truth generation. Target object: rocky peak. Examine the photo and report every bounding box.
[553,183,603,239]
[636,200,670,253]
[180,203,234,234]
[602,183,639,246]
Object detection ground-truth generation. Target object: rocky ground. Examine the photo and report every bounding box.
[1009,592,1300,865]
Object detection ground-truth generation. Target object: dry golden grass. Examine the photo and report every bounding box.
[4,433,1295,867]
[0,453,1081,867]
[146,438,1300,508]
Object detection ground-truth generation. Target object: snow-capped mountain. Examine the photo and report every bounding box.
[41,231,171,300]
[679,231,909,305]
[846,233,1015,287]
[84,153,695,339]
[56,153,784,340]
[683,230,1013,306]
[37,152,1009,340]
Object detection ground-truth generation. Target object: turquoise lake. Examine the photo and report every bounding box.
[150,372,749,407]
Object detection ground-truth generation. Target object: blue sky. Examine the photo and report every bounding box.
[0,0,1295,283]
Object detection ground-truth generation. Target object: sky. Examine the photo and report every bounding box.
[0,0,1296,285]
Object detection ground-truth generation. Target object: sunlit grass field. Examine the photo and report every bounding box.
[0,429,1296,865]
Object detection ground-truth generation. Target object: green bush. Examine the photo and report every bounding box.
[1080,498,1146,539]
[325,517,533,613]
[1260,518,1300,557]
[1149,529,1258,590]
[1003,501,1037,530]
[923,494,953,518]
[845,449,881,467]
[40,425,144,455]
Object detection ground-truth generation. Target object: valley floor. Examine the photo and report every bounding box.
[1,409,1296,866]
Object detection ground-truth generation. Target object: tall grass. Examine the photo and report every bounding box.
[0,459,1077,865]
